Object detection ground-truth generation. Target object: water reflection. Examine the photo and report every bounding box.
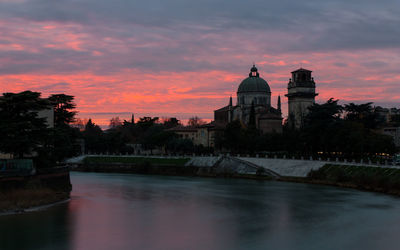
[1,172,400,250]
[0,202,72,250]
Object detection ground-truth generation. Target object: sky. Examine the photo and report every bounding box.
[0,0,399,127]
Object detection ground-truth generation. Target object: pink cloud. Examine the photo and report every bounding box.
[0,17,399,127]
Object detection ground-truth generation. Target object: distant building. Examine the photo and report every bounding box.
[38,108,54,128]
[168,123,225,148]
[374,106,400,124]
[214,65,283,134]
[285,68,318,129]
[379,127,400,147]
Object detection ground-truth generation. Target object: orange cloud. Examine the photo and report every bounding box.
[1,19,399,127]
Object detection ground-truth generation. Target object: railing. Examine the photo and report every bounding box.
[80,152,397,167]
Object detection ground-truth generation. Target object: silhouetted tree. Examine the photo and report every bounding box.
[109,116,122,128]
[162,117,181,128]
[188,116,206,127]
[0,91,50,158]
[48,94,77,126]
[248,102,256,129]
[49,94,80,161]
[344,102,379,129]
[83,119,104,153]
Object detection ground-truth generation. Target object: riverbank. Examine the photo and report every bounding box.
[0,189,69,214]
[70,156,400,197]
[73,155,277,179]
[74,163,275,180]
[0,167,72,214]
[301,164,400,196]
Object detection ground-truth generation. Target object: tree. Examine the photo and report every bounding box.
[48,94,81,161]
[302,98,343,153]
[305,98,342,125]
[344,102,379,129]
[162,117,181,128]
[188,116,206,127]
[48,94,77,126]
[137,117,159,130]
[390,114,400,126]
[218,120,245,153]
[83,119,104,153]
[138,124,165,154]
[248,102,256,129]
[109,116,122,128]
[123,114,135,125]
[0,91,50,158]
[71,118,88,131]
[166,138,194,154]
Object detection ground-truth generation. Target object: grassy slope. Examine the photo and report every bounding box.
[308,164,400,193]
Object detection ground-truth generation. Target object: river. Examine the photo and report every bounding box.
[1,172,400,250]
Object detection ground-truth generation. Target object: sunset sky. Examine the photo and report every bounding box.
[0,0,399,127]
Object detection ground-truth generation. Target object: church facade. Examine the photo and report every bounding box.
[214,65,283,134]
[214,65,318,133]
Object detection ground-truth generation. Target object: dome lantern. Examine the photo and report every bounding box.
[249,64,259,77]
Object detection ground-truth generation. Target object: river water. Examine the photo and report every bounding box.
[1,172,400,250]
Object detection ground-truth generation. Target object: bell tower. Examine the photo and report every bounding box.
[285,68,318,129]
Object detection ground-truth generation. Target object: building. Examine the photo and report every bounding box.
[285,68,318,129]
[374,106,400,124]
[214,65,283,134]
[168,123,224,148]
[38,108,55,128]
[379,127,400,147]
[169,65,320,148]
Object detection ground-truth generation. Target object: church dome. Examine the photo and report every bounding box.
[237,65,271,94]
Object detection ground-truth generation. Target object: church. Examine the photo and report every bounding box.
[214,65,283,133]
[171,65,317,147]
[214,65,318,133]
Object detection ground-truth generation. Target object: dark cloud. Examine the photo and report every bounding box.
[1,0,399,52]
[1,0,400,120]
[1,0,399,75]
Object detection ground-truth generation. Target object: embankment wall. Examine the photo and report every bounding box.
[0,167,72,192]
